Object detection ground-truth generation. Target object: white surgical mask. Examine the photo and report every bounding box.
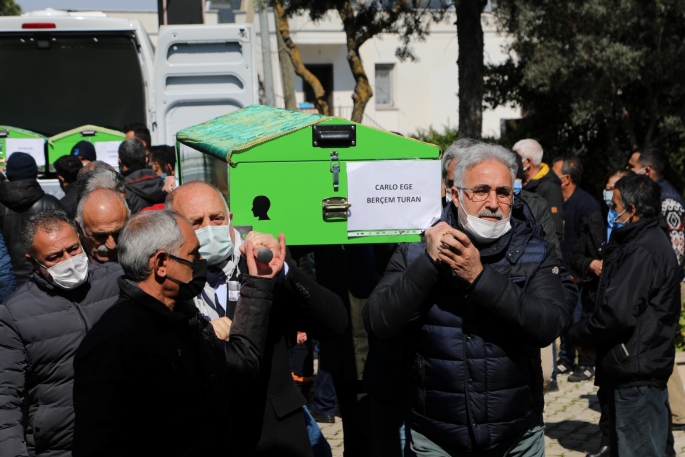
[602,190,613,207]
[40,252,89,290]
[458,192,512,243]
[196,225,234,266]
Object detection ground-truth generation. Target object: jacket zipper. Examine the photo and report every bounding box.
[419,358,426,414]
[73,302,89,331]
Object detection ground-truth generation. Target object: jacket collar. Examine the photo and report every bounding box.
[609,217,659,247]
[117,276,196,323]
[532,162,550,181]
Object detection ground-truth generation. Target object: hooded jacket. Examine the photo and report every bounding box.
[0,262,122,457]
[364,204,574,453]
[122,167,166,214]
[0,179,63,285]
[569,218,680,388]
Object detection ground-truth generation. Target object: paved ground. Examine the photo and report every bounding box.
[318,376,685,456]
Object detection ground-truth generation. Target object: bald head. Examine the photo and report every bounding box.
[76,189,130,263]
[166,181,231,231]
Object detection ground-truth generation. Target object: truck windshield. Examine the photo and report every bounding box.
[0,32,145,137]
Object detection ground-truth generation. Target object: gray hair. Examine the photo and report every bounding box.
[118,210,185,281]
[165,181,230,215]
[76,168,127,203]
[442,138,482,182]
[22,209,75,256]
[453,143,518,188]
[75,188,131,226]
[512,138,544,167]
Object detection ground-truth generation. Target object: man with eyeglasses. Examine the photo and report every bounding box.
[365,143,574,456]
[75,189,130,264]
[0,209,122,457]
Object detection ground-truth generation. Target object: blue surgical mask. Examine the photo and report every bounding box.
[606,207,623,241]
[602,190,613,208]
[514,180,523,195]
[160,173,167,180]
[196,225,234,267]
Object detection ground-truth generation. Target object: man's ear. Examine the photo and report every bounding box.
[152,251,169,280]
[57,175,65,184]
[25,253,41,274]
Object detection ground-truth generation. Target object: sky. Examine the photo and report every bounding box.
[16,0,159,13]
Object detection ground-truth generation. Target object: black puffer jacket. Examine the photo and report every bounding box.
[0,179,63,285]
[364,204,574,453]
[569,218,681,388]
[0,262,122,457]
[122,168,166,213]
[73,275,275,457]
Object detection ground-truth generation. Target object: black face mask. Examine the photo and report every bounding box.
[166,254,208,301]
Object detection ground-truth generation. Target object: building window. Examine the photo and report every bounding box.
[375,64,394,107]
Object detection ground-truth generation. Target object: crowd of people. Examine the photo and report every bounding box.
[0,129,682,457]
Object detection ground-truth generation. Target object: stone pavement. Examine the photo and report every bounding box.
[318,376,685,456]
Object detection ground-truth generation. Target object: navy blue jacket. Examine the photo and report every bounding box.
[364,204,574,452]
[561,187,599,274]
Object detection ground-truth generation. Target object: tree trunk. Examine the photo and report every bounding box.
[273,0,329,115]
[339,3,373,123]
[456,0,484,139]
[276,17,297,110]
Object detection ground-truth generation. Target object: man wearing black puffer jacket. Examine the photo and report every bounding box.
[365,143,575,456]
[0,152,62,285]
[569,174,681,457]
[0,210,122,457]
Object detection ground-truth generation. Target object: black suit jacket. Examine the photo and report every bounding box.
[227,252,348,457]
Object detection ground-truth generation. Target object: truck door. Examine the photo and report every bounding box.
[154,24,257,184]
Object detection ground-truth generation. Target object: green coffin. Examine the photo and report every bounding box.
[177,105,441,245]
[48,125,125,172]
[0,126,47,173]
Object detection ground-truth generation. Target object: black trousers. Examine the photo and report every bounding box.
[332,377,377,457]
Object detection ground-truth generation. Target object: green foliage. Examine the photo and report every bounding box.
[411,125,459,152]
[0,0,20,16]
[488,0,685,196]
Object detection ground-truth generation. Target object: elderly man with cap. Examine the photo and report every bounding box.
[0,209,122,457]
[166,181,348,457]
[70,141,97,165]
[0,152,62,285]
[72,210,275,456]
[75,189,130,264]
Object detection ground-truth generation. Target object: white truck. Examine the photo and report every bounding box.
[0,8,257,186]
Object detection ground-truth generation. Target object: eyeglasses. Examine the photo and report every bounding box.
[456,184,514,202]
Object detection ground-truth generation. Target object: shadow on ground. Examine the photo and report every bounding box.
[580,393,601,413]
[545,420,601,453]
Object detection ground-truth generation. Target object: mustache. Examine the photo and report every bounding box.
[96,245,116,254]
[476,208,505,220]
